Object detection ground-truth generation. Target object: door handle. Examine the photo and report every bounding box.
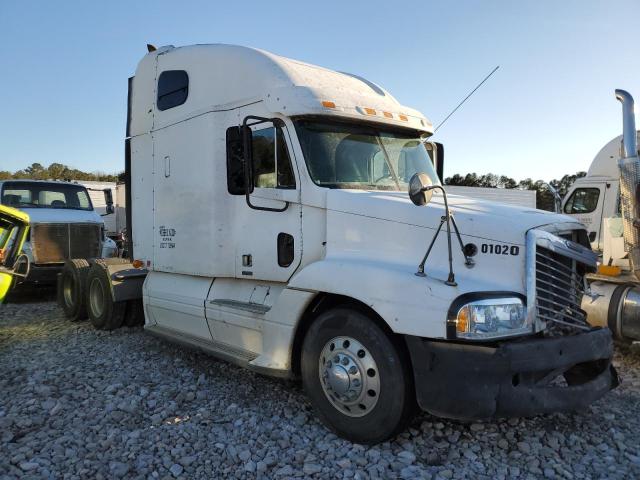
[164,156,171,178]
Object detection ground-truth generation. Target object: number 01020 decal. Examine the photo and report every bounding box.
[481,243,520,256]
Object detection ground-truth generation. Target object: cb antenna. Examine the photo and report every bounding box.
[433,65,500,133]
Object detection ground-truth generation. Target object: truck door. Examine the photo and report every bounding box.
[563,184,605,248]
[231,109,302,282]
[204,109,303,358]
[0,206,30,302]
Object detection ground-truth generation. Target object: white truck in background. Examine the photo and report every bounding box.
[562,95,640,343]
[562,132,640,251]
[54,44,618,443]
[0,179,119,284]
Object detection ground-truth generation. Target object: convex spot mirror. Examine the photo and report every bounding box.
[409,172,434,206]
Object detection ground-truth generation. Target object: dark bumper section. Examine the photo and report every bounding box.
[406,328,619,420]
[23,264,63,285]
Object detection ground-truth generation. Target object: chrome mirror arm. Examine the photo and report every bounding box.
[415,186,472,286]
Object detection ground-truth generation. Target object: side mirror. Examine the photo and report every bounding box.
[409,173,434,206]
[11,253,30,279]
[103,189,115,215]
[241,115,288,212]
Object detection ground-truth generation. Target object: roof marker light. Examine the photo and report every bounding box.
[322,101,336,108]
[383,111,393,118]
[364,107,376,115]
[398,114,409,121]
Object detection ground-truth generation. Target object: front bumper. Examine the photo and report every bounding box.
[405,328,618,420]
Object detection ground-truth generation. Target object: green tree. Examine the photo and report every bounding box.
[47,163,67,180]
[24,162,46,179]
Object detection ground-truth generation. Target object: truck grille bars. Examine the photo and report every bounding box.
[31,223,102,264]
[526,229,598,335]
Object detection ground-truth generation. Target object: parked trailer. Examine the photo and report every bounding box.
[75,181,118,236]
[53,44,617,443]
[445,186,536,208]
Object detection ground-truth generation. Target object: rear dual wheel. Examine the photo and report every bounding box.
[301,307,416,444]
[86,260,144,330]
[87,262,126,330]
[57,259,90,321]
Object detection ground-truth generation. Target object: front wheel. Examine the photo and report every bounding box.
[301,307,416,444]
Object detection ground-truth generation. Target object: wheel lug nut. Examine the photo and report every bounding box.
[349,366,357,374]
[352,379,360,387]
[334,355,340,363]
[327,361,332,368]
[341,357,349,366]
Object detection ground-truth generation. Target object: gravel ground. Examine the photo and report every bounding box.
[1,301,639,480]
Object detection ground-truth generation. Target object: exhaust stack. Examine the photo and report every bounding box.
[615,89,640,280]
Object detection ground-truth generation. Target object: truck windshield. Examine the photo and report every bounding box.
[294,118,440,191]
[1,182,93,211]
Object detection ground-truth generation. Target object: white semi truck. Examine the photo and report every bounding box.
[561,93,640,343]
[53,44,618,443]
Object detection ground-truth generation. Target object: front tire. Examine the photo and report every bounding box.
[301,307,416,444]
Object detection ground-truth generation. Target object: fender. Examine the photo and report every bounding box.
[289,257,455,338]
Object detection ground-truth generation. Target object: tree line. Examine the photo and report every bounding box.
[0,163,120,183]
[445,171,587,211]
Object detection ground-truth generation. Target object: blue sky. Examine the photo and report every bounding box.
[1,0,639,181]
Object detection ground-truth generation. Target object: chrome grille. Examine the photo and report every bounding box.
[536,246,589,334]
[32,223,101,264]
[527,229,598,336]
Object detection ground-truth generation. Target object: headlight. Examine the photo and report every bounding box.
[454,297,529,340]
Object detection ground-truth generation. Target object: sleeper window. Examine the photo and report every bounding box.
[157,70,189,111]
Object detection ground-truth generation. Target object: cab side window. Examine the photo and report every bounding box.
[157,70,189,111]
[226,125,295,195]
[564,188,600,214]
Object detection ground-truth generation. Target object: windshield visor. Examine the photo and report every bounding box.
[294,118,440,191]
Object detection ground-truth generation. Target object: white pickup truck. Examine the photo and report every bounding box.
[0,179,118,284]
[53,44,618,443]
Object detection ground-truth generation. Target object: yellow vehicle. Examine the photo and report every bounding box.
[0,205,31,302]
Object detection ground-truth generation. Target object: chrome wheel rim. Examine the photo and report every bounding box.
[63,275,74,308]
[89,278,104,318]
[318,336,380,418]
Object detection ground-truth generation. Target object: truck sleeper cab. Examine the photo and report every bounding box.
[65,44,617,444]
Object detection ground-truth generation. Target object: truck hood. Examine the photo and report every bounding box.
[17,208,102,225]
[326,190,580,245]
